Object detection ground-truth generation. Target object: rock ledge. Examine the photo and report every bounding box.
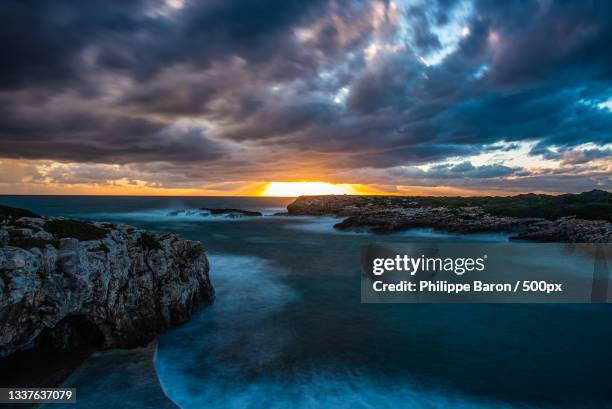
[0,209,214,357]
[287,195,612,243]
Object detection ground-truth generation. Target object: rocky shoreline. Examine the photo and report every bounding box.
[0,206,214,358]
[287,194,612,243]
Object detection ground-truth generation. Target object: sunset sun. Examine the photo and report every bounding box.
[261,182,358,197]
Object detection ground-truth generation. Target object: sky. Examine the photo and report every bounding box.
[0,0,611,196]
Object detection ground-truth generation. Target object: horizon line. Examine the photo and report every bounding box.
[0,190,608,198]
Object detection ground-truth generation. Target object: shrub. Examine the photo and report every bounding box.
[8,229,57,249]
[403,189,612,222]
[43,220,107,241]
[140,232,163,251]
[0,205,39,222]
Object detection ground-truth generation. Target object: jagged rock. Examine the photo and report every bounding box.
[0,214,214,357]
[512,216,612,242]
[168,207,262,218]
[202,208,262,217]
[287,195,612,243]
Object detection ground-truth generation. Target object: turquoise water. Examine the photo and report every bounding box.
[2,196,611,408]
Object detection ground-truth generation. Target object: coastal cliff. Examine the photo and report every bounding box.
[0,206,214,358]
[287,191,612,242]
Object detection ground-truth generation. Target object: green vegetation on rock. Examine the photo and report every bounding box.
[139,232,163,251]
[403,190,612,222]
[8,229,57,249]
[0,205,39,222]
[43,220,108,241]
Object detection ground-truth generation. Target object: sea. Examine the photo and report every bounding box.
[1,195,611,409]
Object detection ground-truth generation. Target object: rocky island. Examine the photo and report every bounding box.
[286,190,612,243]
[0,204,214,361]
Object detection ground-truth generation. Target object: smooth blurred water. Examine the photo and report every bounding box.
[2,196,611,409]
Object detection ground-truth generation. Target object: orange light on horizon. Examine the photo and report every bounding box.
[260,182,360,197]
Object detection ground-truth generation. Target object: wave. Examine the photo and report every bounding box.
[259,207,288,216]
[69,208,266,223]
[158,360,546,409]
[282,219,511,242]
[395,228,510,242]
[156,253,300,403]
[282,216,371,235]
[154,253,550,409]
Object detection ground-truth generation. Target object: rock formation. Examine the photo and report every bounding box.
[287,195,612,243]
[0,208,214,357]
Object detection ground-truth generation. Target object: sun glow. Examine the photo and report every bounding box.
[261,182,359,197]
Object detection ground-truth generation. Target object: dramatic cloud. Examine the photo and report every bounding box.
[0,0,610,194]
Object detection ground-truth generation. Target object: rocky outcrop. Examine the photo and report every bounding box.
[0,211,214,357]
[331,206,540,234]
[287,195,612,243]
[512,217,612,242]
[287,195,404,217]
[203,208,262,217]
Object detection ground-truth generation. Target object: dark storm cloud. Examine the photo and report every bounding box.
[406,6,442,52]
[385,161,522,180]
[427,161,522,178]
[0,0,351,164]
[436,86,612,148]
[0,0,335,88]
[0,93,225,163]
[475,0,612,84]
[0,0,611,191]
[560,147,612,165]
